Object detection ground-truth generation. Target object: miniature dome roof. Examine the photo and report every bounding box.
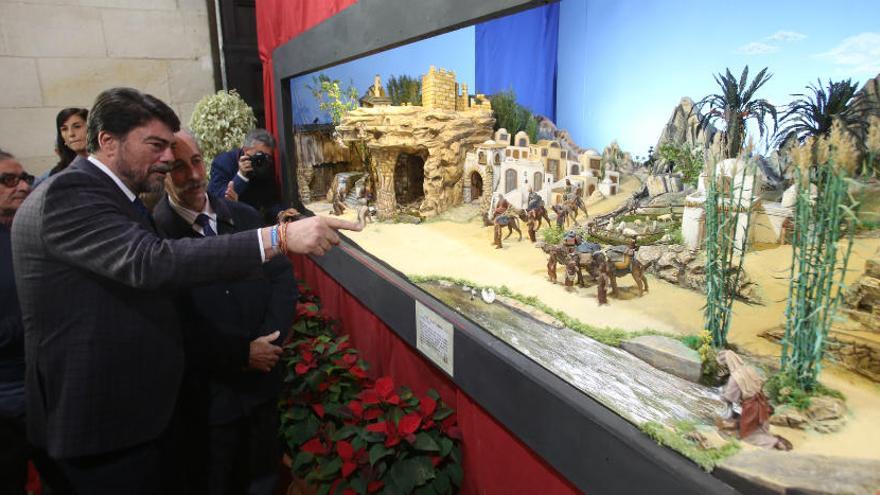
[482,139,496,145]
[584,149,599,156]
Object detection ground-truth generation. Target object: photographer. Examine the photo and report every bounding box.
[208,129,281,225]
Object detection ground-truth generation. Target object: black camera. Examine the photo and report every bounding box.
[246,151,272,179]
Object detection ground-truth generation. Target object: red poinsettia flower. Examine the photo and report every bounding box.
[294,361,316,375]
[347,400,363,420]
[363,408,383,421]
[296,302,320,318]
[431,455,442,467]
[342,353,358,366]
[365,421,387,434]
[301,437,327,455]
[336,440,357,478]
[398,413,421,436]
[349,365,368,379]
[372,377,400,405]
[311,403,325,418]
[367,480,384,493]
[419,396,437,418]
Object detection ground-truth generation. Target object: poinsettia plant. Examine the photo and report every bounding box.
[281,281,463,495]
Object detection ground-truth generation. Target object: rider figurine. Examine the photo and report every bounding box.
[492,194,511,249]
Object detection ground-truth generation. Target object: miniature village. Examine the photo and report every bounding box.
[292,66,880,492]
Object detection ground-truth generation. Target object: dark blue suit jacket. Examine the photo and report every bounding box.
[12,157,263,458]
[208,149,281,225]
[153,193,296,424]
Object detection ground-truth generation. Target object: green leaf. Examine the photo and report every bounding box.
[432,408,453,421]
[411,456,436,486]
[431,470,451,494]
[291,451,314,473]
[414,483,439,495]
[349,475,367,495]
[332,424,360,441]
[286,414,320,445]
[412,432,440,452]
[446,463,463,486]
[438,437,453,457]
[316,457,343,480]
[387,459,418,494]
[369,444,393,466]
[449,446,461,464]
[317,484,330,495]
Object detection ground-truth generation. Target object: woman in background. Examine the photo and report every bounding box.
[50,107,88,176]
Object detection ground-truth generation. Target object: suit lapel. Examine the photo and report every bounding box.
[209,194,236,236]
[153,195,198,239]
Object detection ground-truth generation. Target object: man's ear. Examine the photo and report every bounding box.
[97,131,118,154]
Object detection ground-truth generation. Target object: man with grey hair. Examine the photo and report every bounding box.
[208,129,281,224]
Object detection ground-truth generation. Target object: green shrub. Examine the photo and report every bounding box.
[764,370,845,410]
[540,226,565,245]
[189,90,256,167]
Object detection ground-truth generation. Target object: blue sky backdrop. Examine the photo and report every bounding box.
[291,0,880,157]
[557,0,880,157]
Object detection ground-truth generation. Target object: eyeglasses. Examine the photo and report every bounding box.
[0,172,35,188]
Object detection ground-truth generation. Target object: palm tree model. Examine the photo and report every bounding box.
[775,78,873,149]
[695,66,778,158]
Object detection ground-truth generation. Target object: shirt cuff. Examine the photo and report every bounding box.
[237,171,250,182]
[257,229,266,262]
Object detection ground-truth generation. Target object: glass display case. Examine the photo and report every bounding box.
[273,1,880,492]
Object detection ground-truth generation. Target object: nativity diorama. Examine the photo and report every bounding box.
[289,50,880,492]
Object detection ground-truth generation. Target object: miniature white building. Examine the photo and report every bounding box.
[681,159,792,252]
[598,170,620,196]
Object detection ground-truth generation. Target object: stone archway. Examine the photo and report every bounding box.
[470,171,483,201]
[533,171,543,188]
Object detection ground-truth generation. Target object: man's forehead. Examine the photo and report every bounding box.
[172,133,200,156]
[0,158,23,173]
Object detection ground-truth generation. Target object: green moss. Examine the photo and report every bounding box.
[765,370,845,410]
[680,335,701,350]
[641,421,740,472]
[409,274,675,347]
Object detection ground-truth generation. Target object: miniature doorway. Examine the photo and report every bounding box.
[470,171,483,201]
[393,152,425,206]
[504,169,517,193]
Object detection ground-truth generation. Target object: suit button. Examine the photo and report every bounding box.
[225,290,230,295]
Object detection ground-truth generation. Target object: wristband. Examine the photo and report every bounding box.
[270,224,281,254]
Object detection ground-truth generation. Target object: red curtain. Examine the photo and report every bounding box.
[291,255,581,495]
[255,0,358,185]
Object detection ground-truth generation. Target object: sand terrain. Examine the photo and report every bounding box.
[311,176,880,461]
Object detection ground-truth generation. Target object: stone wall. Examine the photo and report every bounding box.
[421,66,456,111]
[0,0,216,174]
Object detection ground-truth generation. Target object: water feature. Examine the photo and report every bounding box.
[421,282,726,426]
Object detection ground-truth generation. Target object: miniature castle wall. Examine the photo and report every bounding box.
[421,65,491,112]
[422,66,457,111]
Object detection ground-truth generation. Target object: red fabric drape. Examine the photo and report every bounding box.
[290,255,581,495]
[255,0,358,187]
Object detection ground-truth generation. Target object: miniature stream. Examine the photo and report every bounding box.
[421,282,726,427]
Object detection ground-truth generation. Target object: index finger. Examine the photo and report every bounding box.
[323,216,363,232]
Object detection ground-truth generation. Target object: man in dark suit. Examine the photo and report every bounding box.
[0,150,33,495]
[11,87,359,494]
[154,129,295,495]
[207,129,282,225]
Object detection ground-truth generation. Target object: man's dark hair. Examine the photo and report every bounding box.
[87,88,180,153]
[242,129,276,149]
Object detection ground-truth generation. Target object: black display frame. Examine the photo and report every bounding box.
[272,1,739,493]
